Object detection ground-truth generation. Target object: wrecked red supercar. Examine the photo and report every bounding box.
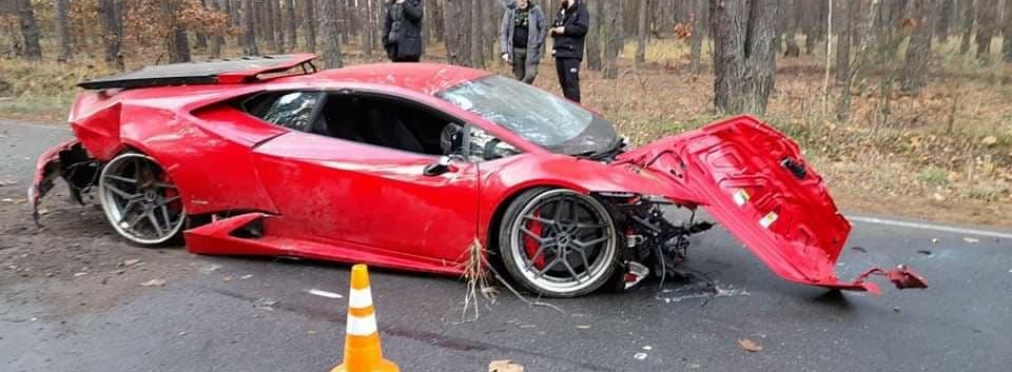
[31,54,926,298]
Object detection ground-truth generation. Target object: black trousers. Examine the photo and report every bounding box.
[555,58,582,103]
[392,55,421,62]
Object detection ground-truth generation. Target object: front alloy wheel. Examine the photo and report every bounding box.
[499,188,620,297]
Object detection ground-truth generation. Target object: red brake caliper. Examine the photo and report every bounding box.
[523,209,546,269]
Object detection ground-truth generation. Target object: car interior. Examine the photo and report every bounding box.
[242,91,461,156]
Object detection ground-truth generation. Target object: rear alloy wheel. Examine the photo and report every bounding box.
[98,153,186,246]
[499,188,620,297]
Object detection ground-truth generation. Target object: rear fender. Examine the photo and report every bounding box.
[30,140,100,225]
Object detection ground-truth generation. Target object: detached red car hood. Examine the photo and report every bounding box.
[615,116,927,295]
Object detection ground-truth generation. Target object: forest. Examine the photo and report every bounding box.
[0,0,1010,227]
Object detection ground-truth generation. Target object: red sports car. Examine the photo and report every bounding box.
[31,54,926,297]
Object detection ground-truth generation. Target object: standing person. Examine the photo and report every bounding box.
[383,0,424,62]
[499,0,548,84]
[550,0,589,102]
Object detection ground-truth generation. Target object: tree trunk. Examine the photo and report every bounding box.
[285,0,297,50]
[1003,0,1012,62]
[710,0,778,115]
[165,1,192,63]
[836,0,854,84]
[586,0,604,71]
[444,0,465,65]
[432,0,444,43]
[975,0,998,63]
[211,0,224,57]
[902,0,935,94]
[98,0,124,69]
[243,0,260,55]
[15,0,41,60]
[54,0,73,62]
[319,0,343,68]
[959,0,975,54]
[778,0,798,57]
[602,0,622,79]
[660,0,675,37]
[935,0,953,39]
[363,0,375,56]
[195,0,210,50]
[635,0,648,65]
[470,0,484,68]
[262,0,278,52]
[690,0,704,74]
[303,0,316,51]
[273,0,286,52]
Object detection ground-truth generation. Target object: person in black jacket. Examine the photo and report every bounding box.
[383,0,424,62]
[550,0,589,102]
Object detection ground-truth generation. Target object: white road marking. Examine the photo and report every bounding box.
[305,289,343,299]
[847,215,1012,240]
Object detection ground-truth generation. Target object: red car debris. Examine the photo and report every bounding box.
[31,54,926,297]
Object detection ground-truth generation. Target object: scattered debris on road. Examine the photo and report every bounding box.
[140,279,165,287]
[931,238,939,244]
[851,246,867,253]
[575,324,591,329]
[0,179,16,186]
[916,250,933,256]
[633,352,648,360]
[489,360,524,372]
[253,298,278,310]
[239,274,253,280]
[119,258,141,268]
[963,237,979,244]
[657,281,750,304]
[738,338,762,352]
[306,288,343,299]
[199,264,222,274]
[73,272,88,277]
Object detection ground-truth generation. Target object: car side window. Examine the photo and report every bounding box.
[251,91,324,132]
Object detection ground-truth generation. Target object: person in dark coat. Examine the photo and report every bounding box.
[499,0,548,84]
[550,0,589,102]
[383,0,424,62]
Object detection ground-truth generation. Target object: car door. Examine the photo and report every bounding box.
[248,90,480,266]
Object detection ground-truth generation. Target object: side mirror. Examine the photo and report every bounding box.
[423,156,456,177]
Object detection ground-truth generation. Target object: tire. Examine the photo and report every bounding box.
[97,152,187,247]
[498,188,621,298]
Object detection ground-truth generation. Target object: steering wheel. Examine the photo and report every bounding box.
[440,123,463,155]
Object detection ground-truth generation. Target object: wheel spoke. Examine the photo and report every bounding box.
[573,247,592,272]
[560,257,584,283]
[576,222,607,230]
[521,214,555,225]
[520,226,547,243]
[105,184,138,200]
[533,258,561,279]
[158,195,181,206]
[573,236,609,249]
[523,242,558,271]
[568,199,579,224]
[125,211,146,232]
[118,200,138,223]
[147,211,165,236]
[160,204,173,230]
[104,174,137,184]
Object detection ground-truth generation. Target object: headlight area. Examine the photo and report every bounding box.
[592,192,714,289]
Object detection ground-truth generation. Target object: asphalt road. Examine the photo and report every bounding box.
[1,120,1010,372]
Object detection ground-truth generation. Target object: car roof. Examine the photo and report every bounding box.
[283,62,492,96]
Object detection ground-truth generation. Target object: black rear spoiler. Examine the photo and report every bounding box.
[77,54,319,90]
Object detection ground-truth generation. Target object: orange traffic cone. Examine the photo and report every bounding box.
[332,264,400,372]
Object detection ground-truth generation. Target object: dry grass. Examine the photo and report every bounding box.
[1,38,1009,227]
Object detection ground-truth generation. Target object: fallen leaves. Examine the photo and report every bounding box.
[738,338,762,352]
[489,360,524,372]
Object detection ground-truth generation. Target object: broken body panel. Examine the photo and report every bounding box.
[32,61,926,295]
